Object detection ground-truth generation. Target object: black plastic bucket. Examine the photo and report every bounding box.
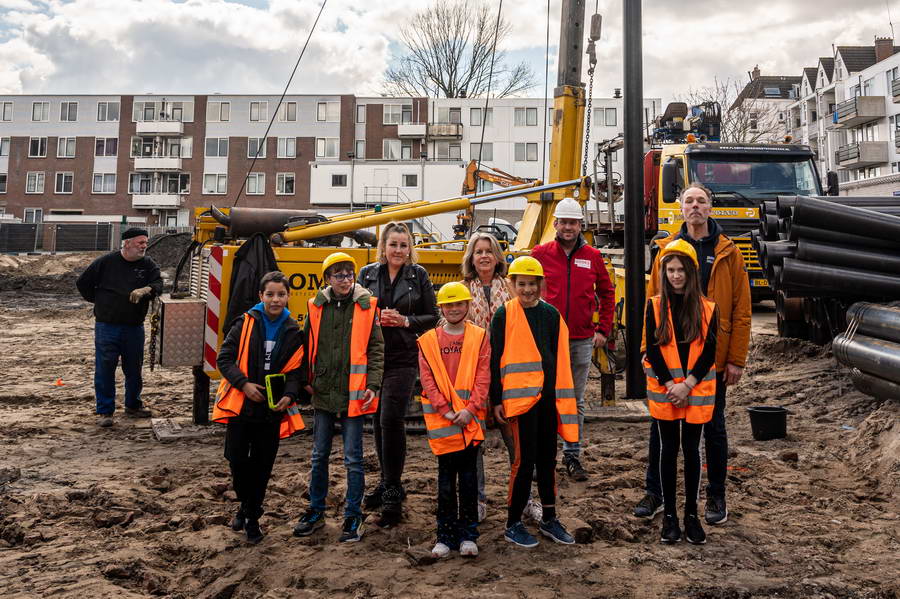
[747,406,788,441]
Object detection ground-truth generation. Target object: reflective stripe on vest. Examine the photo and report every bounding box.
[211,313,306,438]
[417,322,487,456]
[499,299,579,443]
[642,295,717,424]
[307,296,380,417]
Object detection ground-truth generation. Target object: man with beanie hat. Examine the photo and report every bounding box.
[76,227,162,427]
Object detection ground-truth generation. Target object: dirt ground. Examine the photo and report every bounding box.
[0,256,898,599]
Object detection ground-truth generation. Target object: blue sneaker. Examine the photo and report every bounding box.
[539,518,575,545]
[293,509,325,537]
[504,521,539,548]
[338,515,364,543]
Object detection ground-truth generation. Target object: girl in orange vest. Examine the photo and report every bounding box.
[643,240,718,545]
[418,282,491,558]
[214,271,306,544]
[490,256,579,548]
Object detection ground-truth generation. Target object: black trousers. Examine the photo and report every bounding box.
[436,443,479,547]
[373,366,417,488]
[507,394,558,527]
[224,418,281,520]
[655,418,703,517]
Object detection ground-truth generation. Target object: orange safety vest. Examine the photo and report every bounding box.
[642,295,717,424]
[417,322,487,456]
[212,313,306,438]
[499,299,579,443]
[307,296,380,417]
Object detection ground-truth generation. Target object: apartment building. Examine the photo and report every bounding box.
[731,66,801,142]
[0,93,660,236]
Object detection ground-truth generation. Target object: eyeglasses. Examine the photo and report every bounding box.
[329,272,355,281]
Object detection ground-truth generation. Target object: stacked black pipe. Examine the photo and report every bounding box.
[754,195,900,344]
[833,303,900,401]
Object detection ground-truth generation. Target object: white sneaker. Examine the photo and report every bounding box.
[477,501,487,523]
[431,542,450,558]
[460,540,479,557]
[523,499,543,523]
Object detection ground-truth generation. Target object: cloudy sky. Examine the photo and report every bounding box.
[0,0,895,102]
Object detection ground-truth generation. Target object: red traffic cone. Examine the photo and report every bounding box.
[54,378,65,386]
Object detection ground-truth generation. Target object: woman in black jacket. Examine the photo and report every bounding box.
[358,221,439,527]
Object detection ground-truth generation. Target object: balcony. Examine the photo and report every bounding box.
[893,79,900,103]
[894,128,900,149]
[397,123,426,138]
[133,156,182,171]
[427,122,463,139]
[131,193,185,209]
[136,120,184,136]
[833,97,885,128]
[836,141,888,168]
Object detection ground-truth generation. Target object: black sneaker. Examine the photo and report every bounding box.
[124,406,152,418]
[245,520,264,544]
[338,516,364,543]
[704,496,728,525]
[564,456,588,481]
[684,514,707,545]
[293,509,325,537]
[376,485,403,528]
[363,482,386,510]
[660,514,681,544]
[230,508,246,532]
[633,493,664,519]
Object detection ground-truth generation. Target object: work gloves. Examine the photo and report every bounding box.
[129,286,153,304]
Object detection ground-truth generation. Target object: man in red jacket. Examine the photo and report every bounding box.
[531,198,615,480]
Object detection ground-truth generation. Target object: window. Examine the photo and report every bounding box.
[97,101,120,122]
[863,78,874,96]
[749,112,759,131]
[205,138,229,157]
[764,87,781,97]
[26,172,45,193]
[95,137,118,157]
[245,173,265,195]
[249,101,268,122]
[356,105,366,123]
[247,137,266,158]
[437,107,461,124]
[0,174,6,193]
[24,208,43,222]
[383,104,411,124]
[548,107,554,125]
[316,137,338,158]
[317,101,340,122]
[331,174,347,187]
[514,107,538,126]
[383,139,400,160]
[0,137,9,156]
[470,142,493,161]
[203,174,227,194]
[1,102,11,121]
[402,174,418,187]
[277,173,295,195]
[401,139,413,160]
[129,173,151,194]
[355,139,365,159]
[514,142,538,161]
[277,137,296,158]
[435,141,461,160]
[29,137,47,157]
[277,102,297,122]
[32,102,49,122]
[207,101,231,122]
[470,107,493,126]
[57,137,76,158]
[168,173,191,194]
[92,173,116,194]
[605,108,617,126]
[55,172,74,194]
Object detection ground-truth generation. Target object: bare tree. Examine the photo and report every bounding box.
[383,0,536,98]
[678,77,785,143]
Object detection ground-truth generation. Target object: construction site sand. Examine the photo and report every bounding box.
[0,256,898,598]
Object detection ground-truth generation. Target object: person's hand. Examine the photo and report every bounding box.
[242,382,266,403]
[666,382,691,407]
[493,404,506,425]
[274,396,292,412]
[452,409,473,426]
[129,286,152,304]
[593,332,608,349]
[361,389,376,412]
[380,309,407,327]
[443,410,457,422]
[304,384,314,396]
[724,363,744,386]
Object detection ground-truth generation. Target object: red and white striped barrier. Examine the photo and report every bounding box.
[203,245,223,373]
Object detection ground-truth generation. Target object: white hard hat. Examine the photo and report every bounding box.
[553,197,584,220]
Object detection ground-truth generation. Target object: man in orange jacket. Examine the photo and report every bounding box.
[633,182,751,526]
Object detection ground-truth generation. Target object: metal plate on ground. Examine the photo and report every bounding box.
[152,417,221,442]
[584,400,650,422]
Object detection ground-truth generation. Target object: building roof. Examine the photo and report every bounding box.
[731,75,802,110]
[819,57,834,82]
[803,67,818,88]
[836,45,900,73]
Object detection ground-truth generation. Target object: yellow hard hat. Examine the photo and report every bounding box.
[437,281,473,305]
[322,252,357,275]
[659,239,699,268]
[508,255,544,277]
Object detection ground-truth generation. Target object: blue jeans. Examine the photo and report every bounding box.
[563,337,594,459]
[646,373,729,499]
[94,321,145,415]
[309,409,365,518]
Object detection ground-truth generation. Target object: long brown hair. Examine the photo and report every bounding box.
[654,253,704,346]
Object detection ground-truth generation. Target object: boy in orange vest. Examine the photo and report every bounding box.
[418,282,491,558]
[490,256,579,548]
[292,253,384,543]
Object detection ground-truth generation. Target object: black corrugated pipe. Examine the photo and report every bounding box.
[833,333,900,386]
[762,214,780,240]
[763,200,776,215]
[778,195,900,218]
[787,224,900,250]
[761,240,796,266]
[792,196,900,243]
[850,369,900,401]
[846,302,900,345]
[796,239,900,274]
[782,258,900,296]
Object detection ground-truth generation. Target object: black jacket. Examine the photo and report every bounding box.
[217,310,307,423]
[75,251,163,325]
[358,262,439,368]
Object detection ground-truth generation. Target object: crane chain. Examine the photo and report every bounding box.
[148,298,160,372]
[582,65,595,177]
